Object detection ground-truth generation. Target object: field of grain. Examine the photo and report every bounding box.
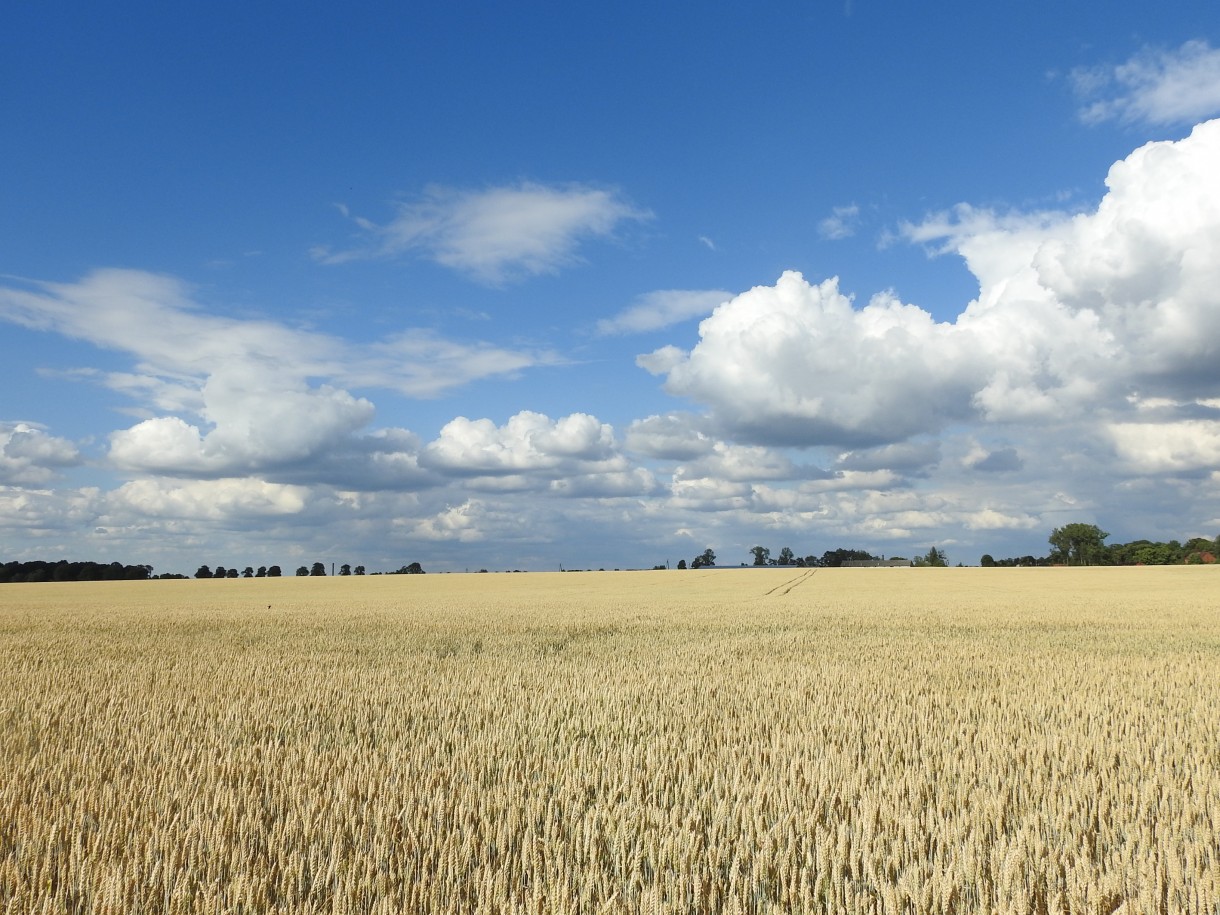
[2,567,1218,914]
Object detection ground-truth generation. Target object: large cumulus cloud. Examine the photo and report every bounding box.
[644,119,1220,452]
[640,272,981,446]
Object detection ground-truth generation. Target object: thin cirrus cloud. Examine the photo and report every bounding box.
[312,182,652,284]
[1072,39,1220,127]
[596,289,732,336]
[817,204,861,240]
[0,269,554,402]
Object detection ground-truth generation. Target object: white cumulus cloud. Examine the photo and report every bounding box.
[624,413,715,460]
[1109,421,1220,475]
[643,272,980,447]
[0,423,81,484]
[422,411,623,480]
[645,120,1220,452]
[112,478,310,521]
[109,375,375,476]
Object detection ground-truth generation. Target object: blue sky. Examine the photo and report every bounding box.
[3,1,1220,573]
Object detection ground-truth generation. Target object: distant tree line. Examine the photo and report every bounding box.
[671,546,944,569]
[195,561,423,578]
[195,564,285,578]
[0,558,428,584]
[982,524,1220,567]
[0,560,164,583]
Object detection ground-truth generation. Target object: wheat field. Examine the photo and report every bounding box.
[1,567,1218,914]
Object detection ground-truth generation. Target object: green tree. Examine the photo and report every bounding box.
[266,565,282,577]
[980,554,996,567]
[923,547,948,567]
[194,565,212,579]
[820,548,874,568]
[354,565,366,575]
[295,566,309,576]
[339,564,352,576]
[676,559,687,570]
[777,547,795,566]
[310,562,326,577]
[1048,523,1109,566]
[242,567,254,578]
[691,548,716,569]
[750,546,771,566]
[1131,542,1179,565]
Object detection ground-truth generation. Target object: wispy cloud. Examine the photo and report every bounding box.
[596,289,731,336]
[1072,40,1220,127]
[313,182,651,284]
[0,269,558,478]
[818,204,861,240]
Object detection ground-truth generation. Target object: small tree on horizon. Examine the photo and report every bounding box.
[916,547,948,567]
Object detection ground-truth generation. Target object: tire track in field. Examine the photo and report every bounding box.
[764,569,816,596]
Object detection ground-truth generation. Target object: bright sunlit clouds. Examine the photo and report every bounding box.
[2,8,1220,572]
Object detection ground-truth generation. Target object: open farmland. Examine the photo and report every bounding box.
[2,568,1219,914]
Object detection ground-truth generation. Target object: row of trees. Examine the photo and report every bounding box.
[0,559,434,583]
[196,564,285,578]
[0,560,160,584]
[982,524,1220,567]
[193,562,425,578]
[672,546,949,570]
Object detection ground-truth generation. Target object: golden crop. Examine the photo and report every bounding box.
[1,567,1218,913]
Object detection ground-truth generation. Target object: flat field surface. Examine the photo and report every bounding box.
[2,567,1219,913]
